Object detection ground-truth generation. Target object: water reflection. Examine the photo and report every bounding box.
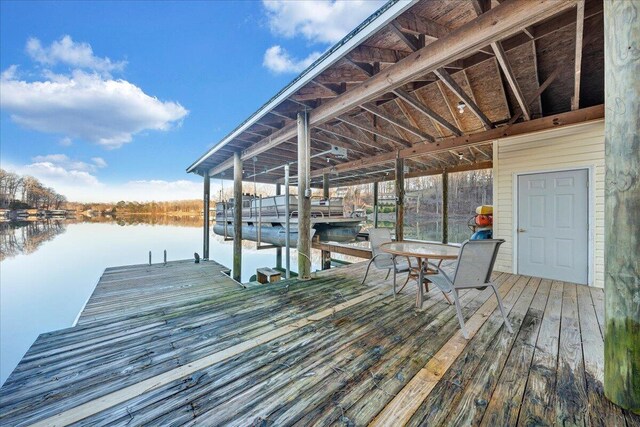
[0,220,68,261]
[0,215,205,262]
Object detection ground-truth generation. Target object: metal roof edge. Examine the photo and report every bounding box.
[186,0,417,175]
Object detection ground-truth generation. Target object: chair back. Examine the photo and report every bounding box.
[369,228,393,268]
[452,239,505,288]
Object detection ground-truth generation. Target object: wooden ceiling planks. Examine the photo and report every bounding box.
[464,58,511,124]
[502,40,543,120]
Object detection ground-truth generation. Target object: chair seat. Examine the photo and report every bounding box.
[425,273,453,293]
[374,256,410,272]
[393,258,410,272]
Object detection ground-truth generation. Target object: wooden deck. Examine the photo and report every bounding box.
[0,260,638,426]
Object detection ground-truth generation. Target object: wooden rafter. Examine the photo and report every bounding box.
[339,121,394,151]
[348,45,410,65]
[436,81,463,133]
[389,21,420,52]
[491,41,531,120]
[507,66,561,125]
[434,68,493,130]
[471,0,491,15]
[337,115,413,148]
[310,131,373,157]
[316,125,382,153]
[268,110,295,121]
[360,102,434,142]
[342,57,374,77]
[572,0,585,111]
[393,88,462,136]
[394,12,450,39]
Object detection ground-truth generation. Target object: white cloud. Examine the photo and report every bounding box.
[91,157,108,168]
[262,0,385,44]
[26,35,126,74]
[0,69,188,148]
[59,137,72,146]
[1,65,19,80]
[263,45,322,74]
[31,154,101,173]
[23,161,101,188]
[4,161,203,203]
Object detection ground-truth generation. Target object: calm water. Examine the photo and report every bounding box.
[0,215,474,385]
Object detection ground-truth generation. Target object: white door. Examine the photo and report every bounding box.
[517,169,589,284]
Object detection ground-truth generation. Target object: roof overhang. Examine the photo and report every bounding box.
[186,0,417,175]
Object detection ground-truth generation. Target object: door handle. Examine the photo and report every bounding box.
[517,228,526,233]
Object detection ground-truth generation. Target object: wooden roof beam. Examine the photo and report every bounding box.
[471,0,492,15]
[315,125,383,154]
[310,132,372,157]
[393,88,463,136]
[393,12,451,40]
[208,0,579,177]
[348,46,410,65]
[337,115,413,148]
[268,110,296,121]
[434,68,493,130]
[360,102,435,142]
[491,41,531,121]
[507,66,561,125]
[337,121,395,151]
[572,0,585,111]
[389,21,421,52]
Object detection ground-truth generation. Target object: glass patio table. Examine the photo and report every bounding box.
[380,241,460,308]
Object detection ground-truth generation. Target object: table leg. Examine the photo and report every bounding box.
[416,257,424,309]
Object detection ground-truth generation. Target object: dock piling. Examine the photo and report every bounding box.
[203,174,210,260]
[297,111,311,280]
[233,151,243,282]
[284,164,291,279]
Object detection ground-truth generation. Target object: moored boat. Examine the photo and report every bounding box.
[214,195,362,246]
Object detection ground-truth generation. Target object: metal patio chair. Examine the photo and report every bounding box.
[426,239,513,339]
[360,228,411,297]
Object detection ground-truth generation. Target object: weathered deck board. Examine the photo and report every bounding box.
[0,259,636,426]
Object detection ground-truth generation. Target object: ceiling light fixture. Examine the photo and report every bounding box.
[457,101,466,114]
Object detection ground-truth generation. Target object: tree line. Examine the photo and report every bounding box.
[0,169,67,209]
[338,169,493,218]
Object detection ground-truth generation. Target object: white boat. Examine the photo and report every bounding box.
[214,195,363,246]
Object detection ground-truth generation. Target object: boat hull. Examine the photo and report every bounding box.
[213,221,360,246]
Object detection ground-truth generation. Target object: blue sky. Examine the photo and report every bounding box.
[0,0,384,202]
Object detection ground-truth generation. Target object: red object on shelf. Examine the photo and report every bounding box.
[475,214,493,227]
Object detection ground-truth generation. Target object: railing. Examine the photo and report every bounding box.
[216,195,350,222]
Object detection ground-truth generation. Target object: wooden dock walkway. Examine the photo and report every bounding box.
[0,260,638,426]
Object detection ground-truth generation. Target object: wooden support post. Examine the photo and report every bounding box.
[604,0,640,413]
[395,155,404,241]
[373,181,379,228]
[323,173,329,199]
[572,0,585,111]
[233,151,242,282]
[275,183,282,269]
[442,171,448,244]
[284,164,291,279]
[321,250,331,270]
[203,173,210,260]
[297,111,312,280]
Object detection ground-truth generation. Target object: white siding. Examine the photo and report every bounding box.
[492,120,605,287]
